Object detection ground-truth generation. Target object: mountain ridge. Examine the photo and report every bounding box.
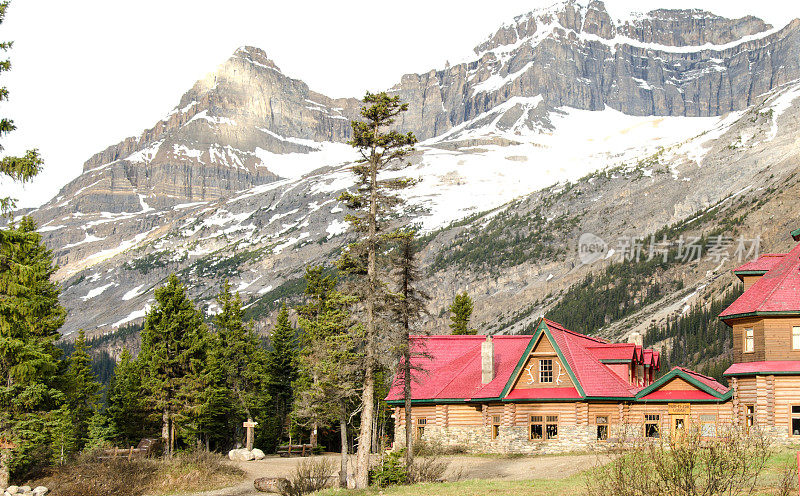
[10,2,800,355]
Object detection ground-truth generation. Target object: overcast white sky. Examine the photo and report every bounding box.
[0,0,795,208]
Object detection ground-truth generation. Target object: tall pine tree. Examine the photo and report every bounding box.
[105,348,155,447]
[295,266,360,488]
[389,232,429,468]
[139,274,208,457]
[63,330,101,452]
[0,217,66,483]
[339,92,417,489]
[264,303,298,451]
[449,292,475,335]
[206,282,269,451]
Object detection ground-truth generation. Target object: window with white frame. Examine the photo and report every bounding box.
[793,327,800,350]
[539,359,553,383]
[744,329,754,353]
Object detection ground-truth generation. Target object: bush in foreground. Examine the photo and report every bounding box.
[587,427,771,496]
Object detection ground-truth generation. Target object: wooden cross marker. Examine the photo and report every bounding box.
[243,418,258,451]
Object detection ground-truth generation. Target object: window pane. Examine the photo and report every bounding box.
[531,415,542,423]
[531,424,543,440]
[745,329,754,352]
[596,416,608,425]
[546,423,558,439]
[794,327,800,350]
[645,423,660,438]
[597,424,608,440]
[792,406,800,415]
[546,415,558,422]
[793,418,800,436]
[539,360,553,383]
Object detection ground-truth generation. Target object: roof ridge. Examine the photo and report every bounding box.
[674,366,716,382]
[543,318,608,344]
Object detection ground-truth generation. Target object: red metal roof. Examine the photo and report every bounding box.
[672,366,729,394]
[386,319,659,403]
[720,242,800,319]
[733,253,787,276]
[724,361,800,376]
[586,343,636,361]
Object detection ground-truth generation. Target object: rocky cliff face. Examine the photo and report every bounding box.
[15,2,800,343]
[393,0,800,139]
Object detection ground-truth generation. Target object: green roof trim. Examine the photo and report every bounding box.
[635,368,727,400]
[732,270,768,275]
[792,227,800,241]
[723,370,800,377]
[499,318,586,399]
[720,310,800,321]
[600,359,633,364]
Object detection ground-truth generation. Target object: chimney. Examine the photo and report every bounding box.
[481,335,495,384]
[627,331,643,347]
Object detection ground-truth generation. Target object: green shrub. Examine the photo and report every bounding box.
[369,449,409,487]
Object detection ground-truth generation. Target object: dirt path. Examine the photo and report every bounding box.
[182,452,600,496]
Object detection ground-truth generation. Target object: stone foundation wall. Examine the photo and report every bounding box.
[394,422,795,454]
[394,424,607,455]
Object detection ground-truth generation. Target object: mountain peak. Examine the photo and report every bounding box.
[231,45,282,73]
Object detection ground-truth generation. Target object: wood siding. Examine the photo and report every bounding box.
[509,333,574,390]
[730,316,800,362]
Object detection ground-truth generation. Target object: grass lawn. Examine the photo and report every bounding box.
[317,446,800,496]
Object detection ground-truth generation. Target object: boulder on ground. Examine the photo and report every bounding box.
[228,448,255,461]
[32,487,48,496]
[251,448,266,460]
[254,477,290,493]
[5,486,19,495]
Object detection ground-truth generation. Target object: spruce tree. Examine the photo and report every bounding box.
[264,303,298,451]
[389,232,429,468]
[0,217,67,482]
[139,274,208,457]
[449,292,475,335]
[295,265,360,487]
[206,282,269,450]
[63,330,101,452]
[339,91,417,489]
[105,349,154,447]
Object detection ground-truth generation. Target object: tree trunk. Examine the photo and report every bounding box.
[404,345,413,469]
[311,421,318,447]
[355,138,380,489]
[355,361,375,488]
[339,404,349,488]
[162,409,171,458]
[372,410,378,452]
[0,449,9,489]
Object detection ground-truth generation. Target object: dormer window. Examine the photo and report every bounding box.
[793,327,800,350]
[744,329,754,353]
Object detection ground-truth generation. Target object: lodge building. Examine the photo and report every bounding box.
[386,228,800,453]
